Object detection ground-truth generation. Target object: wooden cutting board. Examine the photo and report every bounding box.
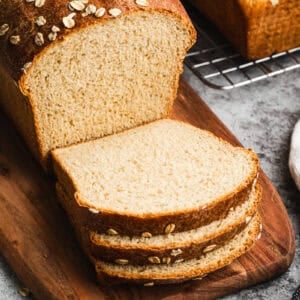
[0,80,295,300]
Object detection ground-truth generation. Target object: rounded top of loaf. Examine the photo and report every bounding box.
[0,0,196,81]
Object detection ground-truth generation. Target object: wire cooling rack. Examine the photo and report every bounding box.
[184,3,300,90]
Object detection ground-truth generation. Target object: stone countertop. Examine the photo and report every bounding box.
[183,67,300,300]
[0,69,299,299]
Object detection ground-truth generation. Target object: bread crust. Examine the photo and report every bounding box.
[88,184,261,265]
[55,183,261,265]
[90,222,248,265]
[190,0,300,59]
[0,60,42,164]
[94,214,261,285]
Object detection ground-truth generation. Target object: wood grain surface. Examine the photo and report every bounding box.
[0,79,295,300]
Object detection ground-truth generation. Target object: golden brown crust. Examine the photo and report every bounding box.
[190,0,300,59]
[94,214,261,285]
[0,59,42,164]
[0,0,196,81]
[88,185,261,265]
[89,222,247,265]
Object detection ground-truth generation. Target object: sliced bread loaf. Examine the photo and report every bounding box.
[95,214,262,285]
[56,182,261,265]
[0,1,196,169]
[52,119,259,236]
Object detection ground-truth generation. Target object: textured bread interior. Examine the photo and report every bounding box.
[52,119,259,216]
[23,12,192,162]
[90,183,261,249]
[95,214,260,281]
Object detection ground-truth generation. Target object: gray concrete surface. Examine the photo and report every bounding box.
[184,67,300,300]
[0,68,299,299]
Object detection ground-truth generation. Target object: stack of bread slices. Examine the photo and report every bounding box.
[0,0,262,286]
[52,120,262,286]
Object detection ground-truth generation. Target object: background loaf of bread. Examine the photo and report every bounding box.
[189,0,300,59]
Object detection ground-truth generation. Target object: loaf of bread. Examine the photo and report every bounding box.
[95,215,261,285]
[0,0,196,169]
[52,119,259,236]
[189,0,300,59]
[56,182,261,265]
[0,1,263,288]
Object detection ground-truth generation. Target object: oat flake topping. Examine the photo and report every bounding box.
[35,16,47,26]
[63,13,76,29]
[69,0,85,11]
[108,8,122,17]
[10,35,21,45]
[0,24,9,36]
[35,32,44,46]
[51,25,60,33]
[48,32,57,41]
[82,4,97,17]
[95,7,106,18]
[21,62,32,73]
[25,0,46,8]
[135,0,149,7]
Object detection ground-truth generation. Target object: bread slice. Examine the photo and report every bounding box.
[88,184,261,264]
[95,214,262,285]
[189,0,300,59]
[52,120,259,236]
[0,1,196,169]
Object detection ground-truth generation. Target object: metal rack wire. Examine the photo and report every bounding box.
[184,3,300,90]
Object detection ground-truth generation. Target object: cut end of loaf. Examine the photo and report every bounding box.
[21,11,194,161]
[53,119,259,217]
